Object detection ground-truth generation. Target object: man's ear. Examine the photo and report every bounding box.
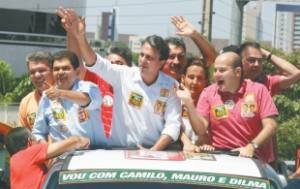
[235,67,242,77]
[75,67,80,76]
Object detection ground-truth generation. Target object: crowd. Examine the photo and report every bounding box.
[3,6,300,189]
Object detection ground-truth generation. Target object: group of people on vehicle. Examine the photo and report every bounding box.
[4,6,300,189]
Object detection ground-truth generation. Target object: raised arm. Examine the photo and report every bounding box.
[171,16,217,66]
[261,48,300,90]
[57,7,88,79]
[66,15,96,66]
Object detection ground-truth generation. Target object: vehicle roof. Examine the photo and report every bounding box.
[43,149,284,189]
[66,149,264,178]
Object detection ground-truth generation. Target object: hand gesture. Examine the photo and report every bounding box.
[199,144,215,152]
[176,84,193,105]
[56,6,86,37]
[183,142,201,152]
[171,16,197,37]
[45,85,61,100]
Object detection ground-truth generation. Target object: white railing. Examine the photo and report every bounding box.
[0,103,19,125]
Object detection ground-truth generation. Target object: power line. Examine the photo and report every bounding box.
[34,0,200,11]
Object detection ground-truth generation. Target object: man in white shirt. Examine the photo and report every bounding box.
[61,14,181,150]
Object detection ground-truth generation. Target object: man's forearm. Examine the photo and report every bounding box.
[151,135,173,151]
[251,117,277,147]
[184,99,208,136]
[75,33,97,66]
[59,90,90,106]
[190,32,217,66]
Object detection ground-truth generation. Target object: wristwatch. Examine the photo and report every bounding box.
[250,141,259,149]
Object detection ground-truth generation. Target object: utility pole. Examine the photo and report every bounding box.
[230,0,250,45]
[202,0,213,41]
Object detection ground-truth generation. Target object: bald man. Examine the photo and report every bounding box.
[177,52,278,163]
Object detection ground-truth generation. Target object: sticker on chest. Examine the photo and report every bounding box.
[128,91,144,108]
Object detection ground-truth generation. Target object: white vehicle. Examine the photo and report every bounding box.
[42,149,287,189]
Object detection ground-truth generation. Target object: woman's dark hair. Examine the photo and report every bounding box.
[182,57,209,81]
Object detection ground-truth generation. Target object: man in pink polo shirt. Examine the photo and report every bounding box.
[177,52,278,163]
[239,42,300,97]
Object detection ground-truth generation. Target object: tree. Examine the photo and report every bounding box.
[0,60,16,95]
[262,48,300,160]
[0,60,33,104]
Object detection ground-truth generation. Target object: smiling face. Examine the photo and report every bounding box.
[162,44,186,81]
[181,65,208,100]
[241,47,263,81]
[52,58,78,90]
[213,53,242,93]
[139,42,164,85]
[28,60,53,93]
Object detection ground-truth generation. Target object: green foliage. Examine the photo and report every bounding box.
[1,74,34,103]
[262,47,300,160]
[0,60,17,95]
[132,52,139,66]
[0,60,34,104]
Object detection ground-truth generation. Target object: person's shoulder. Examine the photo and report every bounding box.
[202,83,218,93]
[245,79,270,93]
[246,79,266,88]
[20,90,36,103]
[159,71,178,84]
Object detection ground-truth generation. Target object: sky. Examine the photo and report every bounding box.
[84,0,300,41]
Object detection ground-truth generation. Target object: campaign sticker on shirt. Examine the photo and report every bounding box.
[128,91,144,108]
[160,88,170,97]
[27,112,36,127]
[102,95,113,107]
[52,107,66,120]
[244,93,255,103]
[182,106,189,117]
[212,104,228,119]
[224,100,235,110]
[78,108,90,123]
[241,103,257,118]
[154,100,166,115]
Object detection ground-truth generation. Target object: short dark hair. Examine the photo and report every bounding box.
[165,37,186,54]
[26,51,51,67]
[182,57,209,80]
[239,41,260,55]
[142,35,170,61]
[109,47,133,67]
[50,50,80,70]
[220,45,240,54]
[5,127,32,156]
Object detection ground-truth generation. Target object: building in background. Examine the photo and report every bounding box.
[242,1,263,42]
[274,4,300,53]
[0,0,86,76]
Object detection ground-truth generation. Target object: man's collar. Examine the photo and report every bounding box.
[218,80,247,97]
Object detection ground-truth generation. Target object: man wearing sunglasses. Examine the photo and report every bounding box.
[239,41,300,97]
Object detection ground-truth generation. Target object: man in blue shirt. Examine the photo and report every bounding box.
[32,50,106,145]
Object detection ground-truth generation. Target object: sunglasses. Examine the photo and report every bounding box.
[246,57,263,64]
